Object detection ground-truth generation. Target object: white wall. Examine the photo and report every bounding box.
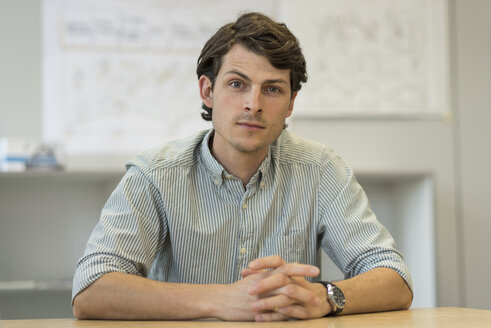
[0,0,41,139]
[452,0,491,309]
[0,0,490,311]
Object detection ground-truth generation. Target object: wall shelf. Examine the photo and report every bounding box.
[0,170,123,318]
[0,280,72,293]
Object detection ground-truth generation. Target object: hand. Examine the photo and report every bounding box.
[241,255,332,321]
[212,258,322,321]
[212,271,274,321]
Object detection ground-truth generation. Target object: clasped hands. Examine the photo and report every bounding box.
[223,255,331,321]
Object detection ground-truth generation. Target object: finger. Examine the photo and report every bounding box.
[240,268,263,278]
[249,257,319,277]
[272,262,320,278]
[254,311,289,322]
[250,294,292,312]
[274,283,322,306]
[248,255,285,271]
[276,304,316,320]
[248,272,292,295]
[253,279,322,307]
[248,266,319,296]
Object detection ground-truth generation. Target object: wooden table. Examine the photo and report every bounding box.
[1,308,491,327]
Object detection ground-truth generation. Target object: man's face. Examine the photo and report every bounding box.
[199,44,297,159]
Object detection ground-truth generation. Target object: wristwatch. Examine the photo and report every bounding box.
[316,281,345,315]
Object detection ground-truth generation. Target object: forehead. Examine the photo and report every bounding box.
[219,44,291,83]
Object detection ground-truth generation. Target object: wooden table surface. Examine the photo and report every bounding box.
[1,307,491,328]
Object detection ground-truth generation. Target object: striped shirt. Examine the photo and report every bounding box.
[72,129,412,300]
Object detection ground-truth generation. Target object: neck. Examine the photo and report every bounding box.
[209,136,267,188]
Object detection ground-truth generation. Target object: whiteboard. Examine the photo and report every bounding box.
[42,0,449,156]
[283,0,449,118]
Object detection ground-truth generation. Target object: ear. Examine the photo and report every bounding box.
[286,91,298,118]
[199,75,213,109]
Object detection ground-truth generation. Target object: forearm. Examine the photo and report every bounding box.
[335,267,413,315]
[73,272,220,320]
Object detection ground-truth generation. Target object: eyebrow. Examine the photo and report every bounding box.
[225,70,289,85]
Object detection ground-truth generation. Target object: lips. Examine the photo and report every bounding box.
[237,121,265,129]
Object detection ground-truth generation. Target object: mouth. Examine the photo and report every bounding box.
[237,122,265,130]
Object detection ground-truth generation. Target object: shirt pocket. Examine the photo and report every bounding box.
[259,231,307,264]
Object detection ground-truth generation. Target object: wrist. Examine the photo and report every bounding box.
[315,281,345,316]
[313,281,332,316]
[203,284,227,319]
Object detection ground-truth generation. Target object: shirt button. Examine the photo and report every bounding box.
[214,180,219,185]
[260,181,265,188]
[242,202,247,209]
[240,247,247,255]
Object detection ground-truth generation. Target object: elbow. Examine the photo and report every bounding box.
[389,270,413,311]
[73,296,83,319]
[397,282,413,310]
[72,294,86,319]
[402,288,414,310]
[72,273,117,319]
[72,291,93,319]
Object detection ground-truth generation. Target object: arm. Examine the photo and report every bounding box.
[73,263,321,320]
[332,266,412,315]
[73,272,216,320]
[243,256,412,321]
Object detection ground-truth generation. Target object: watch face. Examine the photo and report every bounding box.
[332,285,346,308]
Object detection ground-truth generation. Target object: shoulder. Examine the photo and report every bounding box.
[126,130,209,174]
[275,130,353,185]
[275,130,341,167]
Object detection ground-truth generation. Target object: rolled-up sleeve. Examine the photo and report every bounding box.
[319,160,413,292]
[72,165,166,302]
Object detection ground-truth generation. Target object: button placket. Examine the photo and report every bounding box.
[237,190,251,277]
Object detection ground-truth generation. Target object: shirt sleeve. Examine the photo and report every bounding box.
[318,156,413,292]
[71,165,167,302]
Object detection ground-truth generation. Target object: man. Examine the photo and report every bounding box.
[72,12,412,321]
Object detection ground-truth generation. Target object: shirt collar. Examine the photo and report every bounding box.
[198,129,274,187]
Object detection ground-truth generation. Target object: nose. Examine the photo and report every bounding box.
[244,86,262,114]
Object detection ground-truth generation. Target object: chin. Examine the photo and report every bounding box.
[234,143,265,154]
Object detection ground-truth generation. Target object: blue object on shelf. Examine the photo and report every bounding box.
[26,145,63,171]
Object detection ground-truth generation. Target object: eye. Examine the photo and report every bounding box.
[230,80,243,88]
[266,86,282,94]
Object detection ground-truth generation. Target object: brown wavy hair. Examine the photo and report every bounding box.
[196,12,307,121]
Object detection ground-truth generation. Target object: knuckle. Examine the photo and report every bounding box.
[274,273,289,285]
[285,284,296,295]
[308,293,317,303]
[282,306,294,316]
[282,275,291,285]
[295,307,310,319]
[279,294,290,304]
[276,313,289,321]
